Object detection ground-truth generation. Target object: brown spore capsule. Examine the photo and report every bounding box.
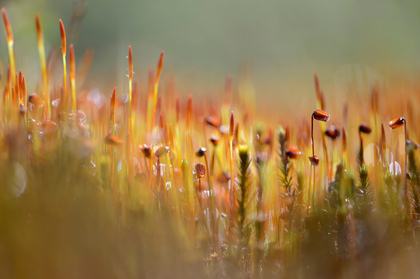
[195,147,206,157]
[195,163,206,179]
[359,123,372,134]
[313,110,330,122]
[388,117,405,129]
[286,146,302,159]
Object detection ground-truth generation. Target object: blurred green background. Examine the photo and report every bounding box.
[1,0,420,110]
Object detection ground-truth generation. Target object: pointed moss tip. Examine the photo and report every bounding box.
[128,46,133,79]
[59,19,66,54]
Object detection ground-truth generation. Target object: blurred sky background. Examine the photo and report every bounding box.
[1,0,420,111]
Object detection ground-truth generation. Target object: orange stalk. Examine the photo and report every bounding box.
[110,87,116,135]
[186,95,193,158]
[127,46,134,182]
[146,69,154,132]
[229,111,234,196]
[18,70,23,107]
[58,85,64,115]
[14,72,19,110]
[128,46,133,137]
[69,44,77,115]
[314,73,325,110]
[150,51,164,132]
[132,80,139,113]
[11,88,16,114]
[310,109,330,207]
[22,75,28,124]
[314,73,321,99]
[59,19,67,108]
[2,65,11,124]
[342,127,347,167]
[108,87,117,194]
[175,97,180,125]
[35,14,50,120]
[388,116,408,214]
[6,64,11,96]
[2,8,15,85]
